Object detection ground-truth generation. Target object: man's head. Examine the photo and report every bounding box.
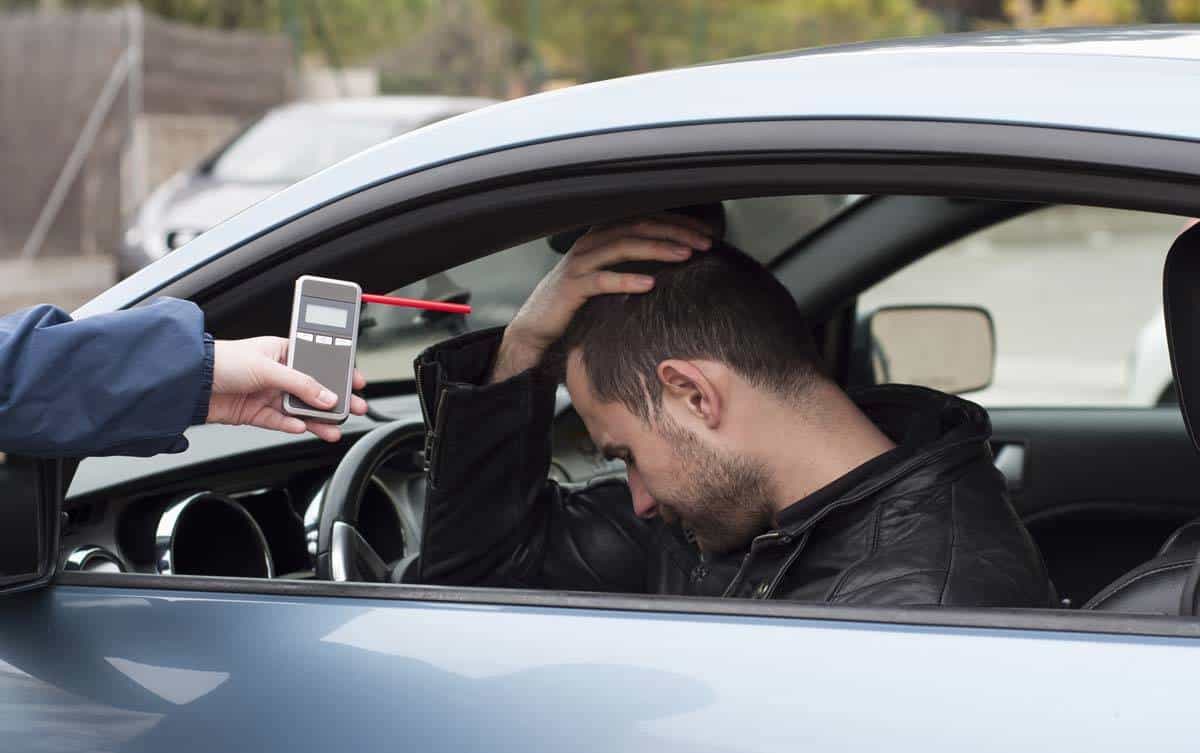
[555,237,824,553]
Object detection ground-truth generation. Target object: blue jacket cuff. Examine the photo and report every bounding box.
[191,332,215,426]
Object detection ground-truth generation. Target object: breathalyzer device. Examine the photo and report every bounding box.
[284,275,362,424]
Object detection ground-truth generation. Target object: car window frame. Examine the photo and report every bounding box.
[57,118,1200,640]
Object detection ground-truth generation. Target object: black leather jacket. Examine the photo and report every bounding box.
[416,328,1054,607]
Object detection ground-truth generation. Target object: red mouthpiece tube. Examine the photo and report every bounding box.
[361,293,471,314]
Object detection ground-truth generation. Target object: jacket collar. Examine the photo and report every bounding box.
[771,384,994,536]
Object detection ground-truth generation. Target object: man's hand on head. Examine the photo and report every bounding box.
[207,336,368,442]
[491,214,714,383]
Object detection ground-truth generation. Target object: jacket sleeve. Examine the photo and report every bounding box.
[0,298,213,458]
[414,327,652,592]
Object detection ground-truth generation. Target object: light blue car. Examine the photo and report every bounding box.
[5,26,1200,752]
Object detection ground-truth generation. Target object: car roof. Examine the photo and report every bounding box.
[263,96,498,123]
[87,25,1200,316]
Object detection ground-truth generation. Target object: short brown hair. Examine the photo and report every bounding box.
[555,241,822,422]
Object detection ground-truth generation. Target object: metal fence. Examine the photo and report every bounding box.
[0,8,128,261]
[0,6,292,310]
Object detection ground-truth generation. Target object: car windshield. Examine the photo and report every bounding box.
[356,195,857,384]
[209,110,408,183]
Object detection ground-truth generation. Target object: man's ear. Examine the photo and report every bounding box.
[656,360,722,429]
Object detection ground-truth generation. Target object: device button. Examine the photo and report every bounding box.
[315,335,333,345]
[296,332,314,342]
[334,338,351,347]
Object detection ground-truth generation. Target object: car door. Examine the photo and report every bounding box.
[858,205,1200,607]
[4,577,1200,752]
[5,118,1200,752]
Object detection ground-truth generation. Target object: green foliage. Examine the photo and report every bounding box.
[486,0,942,81]
[20,0,1191,87]
[1170,0,1200,20]
[50,0,430,64]
[1004,0,1142,26]
[58,0,279,29]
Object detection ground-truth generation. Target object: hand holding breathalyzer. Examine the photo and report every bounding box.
[282,276,363,424]
[208,336,368,443]
[277,274,471,432]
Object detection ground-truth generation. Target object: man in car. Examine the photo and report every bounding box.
[414,212,1053,605]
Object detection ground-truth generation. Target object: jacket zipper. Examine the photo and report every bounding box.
[746,462,947,599]
[413,362,446,480]
[415,362,433,422]
[424,388,449,483]
[762,529,811,599]
[722,530,791,597]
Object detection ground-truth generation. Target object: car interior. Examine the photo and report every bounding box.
[57,190,1200,618]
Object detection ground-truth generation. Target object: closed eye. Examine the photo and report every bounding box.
[602,444,633,465]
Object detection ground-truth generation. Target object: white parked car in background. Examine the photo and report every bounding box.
[1128,309,1175,405]
[119,96,495,276]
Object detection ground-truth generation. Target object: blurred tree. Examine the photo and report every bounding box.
[1170,0,1200,19]
[920,0,1008,28]
[1004,0,1141,26]
[16,0,1188,95]
[44,0,431,65]
[1139,0,1168,21]
[485,0,942,82]
[55,0,277,29]
[374,0,519,96]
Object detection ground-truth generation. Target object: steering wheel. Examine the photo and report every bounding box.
[315,421,427,582]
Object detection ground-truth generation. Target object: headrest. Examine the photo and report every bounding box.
[1156,519,1200,559]
[1163,222,1200,452]
[547,203,727,254]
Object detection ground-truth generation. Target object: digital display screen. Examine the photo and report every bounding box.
[305,302,348,328]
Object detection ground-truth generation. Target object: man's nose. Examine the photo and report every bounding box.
[632,490,658,519]
[627,468,658,519]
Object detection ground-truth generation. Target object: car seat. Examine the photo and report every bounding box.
[1084,223,1200,614]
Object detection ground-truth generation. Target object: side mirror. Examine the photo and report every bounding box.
[0,456,64,594]
[857,305,995,394]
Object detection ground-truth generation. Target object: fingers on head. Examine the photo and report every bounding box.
[589,270,654,295]
[573,217,712,256]
[654,211,714,236]
[648,213,710,239]
[579,237,695,272]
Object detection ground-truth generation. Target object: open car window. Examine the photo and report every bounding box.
[858,206,1191,407]
[356,194,856,382]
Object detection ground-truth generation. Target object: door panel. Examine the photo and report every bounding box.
[1,585,1196,752]
[992,407,1200,606]
[992,408,1200,518]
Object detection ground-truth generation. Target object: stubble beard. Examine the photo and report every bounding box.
[653,413,775,555]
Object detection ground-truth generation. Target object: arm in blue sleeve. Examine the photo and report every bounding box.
[0,298,214,457]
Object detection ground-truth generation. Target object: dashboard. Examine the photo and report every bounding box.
[60,391,621,580]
